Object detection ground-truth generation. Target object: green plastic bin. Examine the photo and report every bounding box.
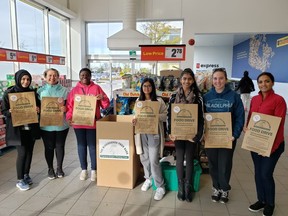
[152,159,202,192]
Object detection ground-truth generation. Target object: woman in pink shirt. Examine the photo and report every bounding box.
[66,68,110,181]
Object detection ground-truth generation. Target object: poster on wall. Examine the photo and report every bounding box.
[232,34,288,82]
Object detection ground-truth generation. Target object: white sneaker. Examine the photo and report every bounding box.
[141,179,152,191]
[91,170,96,181]
[80,170,88,180]
[154,187,166,201]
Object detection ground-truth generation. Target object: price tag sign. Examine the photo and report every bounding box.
[165,47,184,59]
[46,56,53,63]
[6,51,17,60]
[60,57,65,65]
[29,54,37,62]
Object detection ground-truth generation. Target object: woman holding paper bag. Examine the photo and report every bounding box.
[2,69,40,191]
[132,78,167,201]
[167,68,204,202]
[246,72,286,216]
[37,68,69,179]
[203,68,244,204]
[66,68,110,181]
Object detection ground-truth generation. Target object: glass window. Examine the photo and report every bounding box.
[87,20,183,55]
[87,22,123,55]
[16,0,45,53]
[137,20,183,44]
[0,62,14,80]
[19,62,46,76]
[0,0,12,49]
[49,12,67,56]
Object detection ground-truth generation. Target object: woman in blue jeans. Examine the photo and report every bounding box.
[66,68,110,181]
[246,72,286,216]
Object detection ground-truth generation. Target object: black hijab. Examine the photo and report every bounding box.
[14,69,32,92]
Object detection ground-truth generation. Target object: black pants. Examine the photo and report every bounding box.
[16,130,35,180]
[205,140,237,191]
[41,129,69,169]
[175,140,195,184]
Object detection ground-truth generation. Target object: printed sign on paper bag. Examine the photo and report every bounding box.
[241,112,281,157]
[171,104,198,141]
[204,112,232,149]
[8,92,38,126]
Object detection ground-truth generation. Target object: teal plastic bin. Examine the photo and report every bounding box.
[152,159,202,192]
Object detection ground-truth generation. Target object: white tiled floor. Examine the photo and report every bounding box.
[0,119,287,216]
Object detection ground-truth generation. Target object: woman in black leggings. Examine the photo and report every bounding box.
[2,69,40,191]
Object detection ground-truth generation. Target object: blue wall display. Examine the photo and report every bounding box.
[232,34,288,83]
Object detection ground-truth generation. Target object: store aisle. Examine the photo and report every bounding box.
[0,124,287,216]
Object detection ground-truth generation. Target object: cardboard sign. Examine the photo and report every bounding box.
[204,112,232,149]
[241,112,281,157]
[8,92,38,126]
[135,101,160,134]
[171,104,198,141]
[72,94,97,126]
[40,97,64,127]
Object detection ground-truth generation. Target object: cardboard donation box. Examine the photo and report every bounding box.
[241,112,281,157]
[171,104,198,141]
[204,112,232,149]
[97,115,140,189]
[135,101,159,134]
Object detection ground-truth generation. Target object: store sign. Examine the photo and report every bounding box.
[0,48,65,65]
[140,45,186,61]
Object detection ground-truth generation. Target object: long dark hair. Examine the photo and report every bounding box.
[181,68,201,97]
[139,77,157,101]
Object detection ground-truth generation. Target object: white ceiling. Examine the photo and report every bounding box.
[194,34,252,47]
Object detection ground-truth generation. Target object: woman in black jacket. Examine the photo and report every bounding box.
[1,69,40,191]
[167,68,204,202]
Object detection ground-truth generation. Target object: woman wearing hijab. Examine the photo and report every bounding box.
[1,69,40,191]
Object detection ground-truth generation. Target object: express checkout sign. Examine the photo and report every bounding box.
[140,44,186,61]
[0,48,65,65]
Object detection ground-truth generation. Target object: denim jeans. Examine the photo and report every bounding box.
[251,142,284,205]
[74,128,96,170]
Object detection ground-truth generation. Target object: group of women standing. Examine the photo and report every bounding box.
[1,66,286,216]
[134,68,286,216]
[2,67,109,191]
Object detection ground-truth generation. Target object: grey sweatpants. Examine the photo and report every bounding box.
[140,134,164,188]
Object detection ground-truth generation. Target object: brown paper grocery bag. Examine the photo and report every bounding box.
[72,94,97,126]
[171,104,198,141]
[241,112,281,157]
[9,92,38,127]
[134,101,160,134]
[204,112,232,149]
[40,97,64,127]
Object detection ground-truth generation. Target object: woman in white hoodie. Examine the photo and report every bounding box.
[133,77,167,201]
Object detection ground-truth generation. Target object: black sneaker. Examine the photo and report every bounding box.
[219,190,229,204]
[211,187,221,202]
[263,204,275,216]
[248,201,265,212]
[24,174,33,185]
[48,168,56,179]
[56,168,65,178]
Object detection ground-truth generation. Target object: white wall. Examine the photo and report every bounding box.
[65,0,288,79]
[194,46,233,77]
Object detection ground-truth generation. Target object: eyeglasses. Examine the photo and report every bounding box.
[143,85,152,88]
[213,67,226,72]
